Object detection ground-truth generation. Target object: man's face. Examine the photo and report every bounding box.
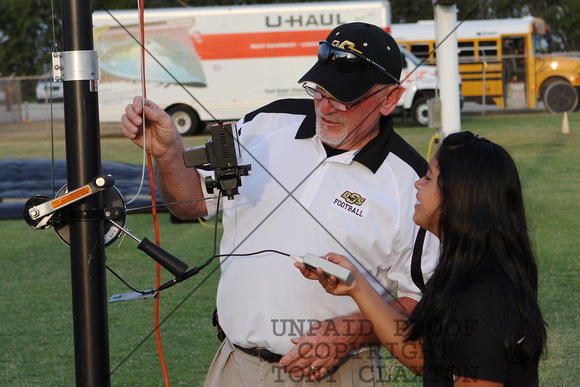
[313,85,396,150]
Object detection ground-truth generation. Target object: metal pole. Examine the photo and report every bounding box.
[434,1,461,137]
[482,62,487,117]
[61,0,111,384]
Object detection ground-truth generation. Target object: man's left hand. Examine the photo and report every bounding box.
[278,297,418,381]
[278,314,374,381]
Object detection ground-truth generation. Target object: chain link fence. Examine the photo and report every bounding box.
[0,78,22,124]
[0,76,64,124]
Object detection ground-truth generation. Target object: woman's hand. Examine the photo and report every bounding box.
[294,253,362,297]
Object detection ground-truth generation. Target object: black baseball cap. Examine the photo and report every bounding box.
[299,22,402,103]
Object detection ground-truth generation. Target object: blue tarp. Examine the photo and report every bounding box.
[0,158,164,219]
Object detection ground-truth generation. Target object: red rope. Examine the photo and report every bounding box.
[138,1,170,385]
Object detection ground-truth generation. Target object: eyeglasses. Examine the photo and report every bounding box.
[318,41,400,85]
[302,83,392,112]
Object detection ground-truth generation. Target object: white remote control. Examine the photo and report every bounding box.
[291,253,354,285]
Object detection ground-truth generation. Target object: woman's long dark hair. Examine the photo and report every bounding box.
[406,131,546,366]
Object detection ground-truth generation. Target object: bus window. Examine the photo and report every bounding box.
[478,40,498,60]
[458,41,475,60]
[409,44,430,60]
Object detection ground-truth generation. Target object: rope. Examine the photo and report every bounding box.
[137,0,170,384]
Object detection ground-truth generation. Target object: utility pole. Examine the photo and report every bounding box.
[60,0,111,384]
[433,0,461,137]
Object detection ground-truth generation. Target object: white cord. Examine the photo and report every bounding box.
[126,0,148,205]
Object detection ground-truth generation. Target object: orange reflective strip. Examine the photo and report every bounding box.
[51,186,92,209]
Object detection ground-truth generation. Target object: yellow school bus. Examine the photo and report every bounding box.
[391,17,580,113]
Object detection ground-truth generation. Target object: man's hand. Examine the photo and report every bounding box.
[120,96,182,160]
[279,314,376,381]
[120,95,207,219]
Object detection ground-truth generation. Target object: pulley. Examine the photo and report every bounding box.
[53,184,127,247]
[22,175,127,247]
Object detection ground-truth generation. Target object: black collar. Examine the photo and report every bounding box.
[295,111,395,174]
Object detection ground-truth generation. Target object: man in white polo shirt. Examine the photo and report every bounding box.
[121,22,439,386]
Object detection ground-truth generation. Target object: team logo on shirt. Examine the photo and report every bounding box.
[341,191,366,206]
[332,191,366,217]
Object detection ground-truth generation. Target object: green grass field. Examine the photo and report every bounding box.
[1,111,578,385]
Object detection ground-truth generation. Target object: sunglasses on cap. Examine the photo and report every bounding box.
[317,41,400,85]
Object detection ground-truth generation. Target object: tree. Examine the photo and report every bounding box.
[0,0,63,76]
[0,0,186,77]
[389,0,433,23]
[1,0,579,78]
[390,0,532,22]
[389,0,578,51]
[526,0,580,51]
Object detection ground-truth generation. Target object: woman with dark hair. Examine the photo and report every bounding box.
[294,131,546,386]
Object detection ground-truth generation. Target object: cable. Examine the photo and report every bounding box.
[108,249,291,295]
[212,191,221,258]
[427,133,441,162]
[124,195,228,214]
[49,0,59,198]
[135,0,170,384]
[197,217,222,229]
[156,249,291,291]
[106,265,156,296]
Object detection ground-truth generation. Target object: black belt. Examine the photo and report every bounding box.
[234,344,283,363]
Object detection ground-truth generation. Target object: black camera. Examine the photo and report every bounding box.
[182,122,251,199]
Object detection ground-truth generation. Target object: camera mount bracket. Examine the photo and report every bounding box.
[183,122,251,199]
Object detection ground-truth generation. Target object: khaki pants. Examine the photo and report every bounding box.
[204,338,382,387]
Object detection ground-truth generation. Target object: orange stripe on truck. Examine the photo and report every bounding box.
[190,28,391,60]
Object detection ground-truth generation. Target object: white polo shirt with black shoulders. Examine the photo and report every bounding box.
[198,98,440,355]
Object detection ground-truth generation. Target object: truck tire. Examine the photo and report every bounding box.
[166,105,202,136]
[543,80,579,113]
[411,96,430,126]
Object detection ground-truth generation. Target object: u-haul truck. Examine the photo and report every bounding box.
[93,1,439,134]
